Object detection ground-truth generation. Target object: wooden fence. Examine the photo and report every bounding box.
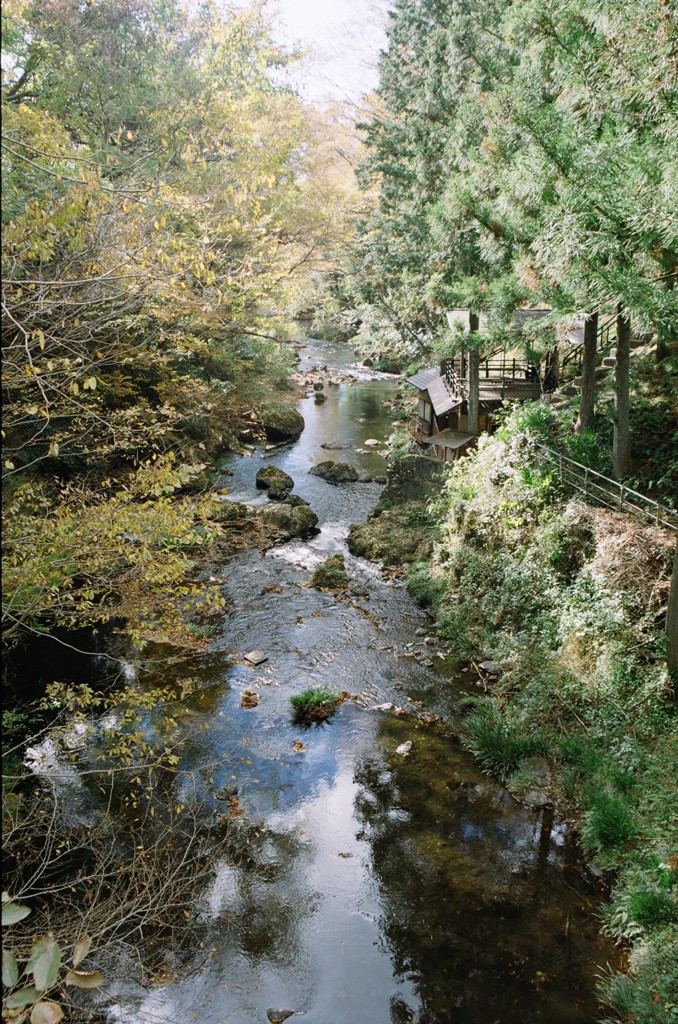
[532,443,678,532]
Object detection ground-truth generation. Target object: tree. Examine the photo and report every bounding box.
[613,307,632,479]
[577,313,598,434]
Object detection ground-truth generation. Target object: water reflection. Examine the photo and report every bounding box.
[30,340,613,1023]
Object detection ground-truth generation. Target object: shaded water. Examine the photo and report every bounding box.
[27,341,614,1022]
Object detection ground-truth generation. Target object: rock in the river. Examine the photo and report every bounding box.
[258,403,305,441]
[309,460,359,484]
[396,740,413,756]
[373,475,387,485]
[267,486,291,502]
[282,494,309,508]
[244,650,268,666]
[266,1011,295,1024]
[314,392,327,403]
[310,554,349,592]
[260,503,318,539]
[313,381,324,391]
[355,469,373,483]
[240,689,260,708]
[256,466,294,492]
[362,357,373,367]
[415,627,427,637]
[347,506,432,565]
[363,438,380,447]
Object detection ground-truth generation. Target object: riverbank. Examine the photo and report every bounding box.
[2,341,618,1024]
[356,407,677,1022]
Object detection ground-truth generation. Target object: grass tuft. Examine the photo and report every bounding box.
[290,687,342,723]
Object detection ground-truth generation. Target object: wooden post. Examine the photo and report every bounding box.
[667,539,678,683]
[577,312,598,433]
[468,312,480,436]
[613,305,631,479]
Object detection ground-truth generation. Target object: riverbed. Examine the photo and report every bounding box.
[25,340,615,1023]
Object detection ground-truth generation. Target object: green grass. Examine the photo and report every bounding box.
[462,702,547,782]
[290,687,342,723]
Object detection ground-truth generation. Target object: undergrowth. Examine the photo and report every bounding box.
[403,405,677,1021]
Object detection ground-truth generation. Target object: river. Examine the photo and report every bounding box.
[23,339,614,1023]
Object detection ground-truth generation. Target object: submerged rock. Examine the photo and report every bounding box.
[396,740,413,756]
[309,460,359,484]
[256,466,294,492]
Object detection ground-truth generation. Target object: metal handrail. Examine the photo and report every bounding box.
[532,442,677,532]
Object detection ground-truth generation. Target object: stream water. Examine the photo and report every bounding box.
[22,340,614,1023]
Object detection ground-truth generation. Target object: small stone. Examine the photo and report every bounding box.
[424,637,435,646]
[267,1011,295,1024]
[214,785,238,800]
[313,381,324,391]
[415,627,427,637]
[479,661,503,676]
[396,740,413,756]
[363,438,380,446]
[244,650,268,666]
[366,703,393,712]
[240,689,260,708]
[373,475,387,484]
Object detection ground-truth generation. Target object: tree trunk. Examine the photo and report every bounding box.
[544,345,560,391]
[577,312,598,433]
[656,276,675,362]
[613,306,631,479]
[468,312,480,435]
[667,540,678,684]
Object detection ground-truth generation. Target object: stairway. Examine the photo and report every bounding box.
[548,336,651,411]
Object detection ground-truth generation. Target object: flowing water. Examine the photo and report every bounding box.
[23,340,615,1023]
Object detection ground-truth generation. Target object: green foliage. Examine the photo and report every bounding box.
[462,701,546,782]
[309,555,349,592]
[581,790,637,858]
[289,687,342,723]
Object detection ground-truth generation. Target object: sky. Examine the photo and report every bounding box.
[244,0,389,103]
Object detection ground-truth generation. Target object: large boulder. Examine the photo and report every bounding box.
[256,466,294,492]
[258,403,305,441]
[348,506,432,565]
[309,460,359,484]
[260,503,318,539]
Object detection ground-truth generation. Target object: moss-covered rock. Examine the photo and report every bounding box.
[348,506,432,565]
[210,499,253,523]
[260,502,318,538]
[258,402,305,441]
[255,466,294,491]
[309,460,359,483]
[310,554,349,592]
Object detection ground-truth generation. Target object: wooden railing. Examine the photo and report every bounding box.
[532,442,678,532]
[444,357,538,387]
[562,313,618,373]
